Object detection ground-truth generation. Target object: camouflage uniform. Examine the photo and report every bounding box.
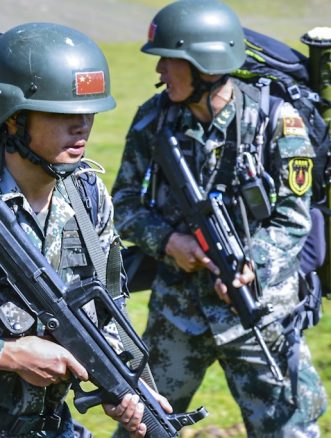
[112,83,327,437]
[0,165,116,437]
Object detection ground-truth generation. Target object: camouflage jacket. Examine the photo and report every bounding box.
[0,164,116,433]
[112,81,315,344]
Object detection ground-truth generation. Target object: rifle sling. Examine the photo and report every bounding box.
[64,176,157,391]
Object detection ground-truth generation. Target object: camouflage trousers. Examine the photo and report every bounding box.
[112,311,327,438]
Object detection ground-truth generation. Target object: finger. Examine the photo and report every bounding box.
[232,268,255,288]
[139,379,173,412]
[50,375,61,385]
[193,247,220,276]
[103,403,117,418]
[156,394,173,413]
[130,422,147,437]
[120,394,141,423]
[102,394,133,419]
[203,258,220,276]
[243,265,255,283]
[65,352,89,381]
[113,393,134,418]
[126,402,144,431]
[214,278,231,304]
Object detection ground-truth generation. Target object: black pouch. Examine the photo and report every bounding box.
[121,246,158,292]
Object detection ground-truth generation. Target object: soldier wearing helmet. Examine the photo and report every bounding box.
[112,0,327,436]
[0,22,170,437]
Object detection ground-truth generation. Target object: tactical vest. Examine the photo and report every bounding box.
[139,82,274,236]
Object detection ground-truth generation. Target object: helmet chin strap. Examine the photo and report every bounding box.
[4,112,80,180]
[184,65,228,105]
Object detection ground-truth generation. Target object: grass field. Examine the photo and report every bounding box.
[63,36,331,437]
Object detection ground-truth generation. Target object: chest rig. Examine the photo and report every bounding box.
[141,82,276,225]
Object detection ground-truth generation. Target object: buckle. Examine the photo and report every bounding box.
[256,77,271,88]
[287,85,301,100]
[44,414,61,432]
[306,91,320,102]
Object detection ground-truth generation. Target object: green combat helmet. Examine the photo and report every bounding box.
[0,22,116,124]
[141,0,246,75]
[0,22,116,178]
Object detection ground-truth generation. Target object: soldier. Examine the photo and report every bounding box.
[111,0,328,436]
[0,22,170,437]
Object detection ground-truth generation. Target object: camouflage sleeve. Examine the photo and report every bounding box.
[112,100,175,259]
[251,102,315,289]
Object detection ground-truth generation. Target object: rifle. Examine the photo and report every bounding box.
[0,198,207,437]
[154,128,283,382]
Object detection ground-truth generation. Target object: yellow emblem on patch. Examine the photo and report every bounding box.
[283,116,306,137]
[288,158,313,195]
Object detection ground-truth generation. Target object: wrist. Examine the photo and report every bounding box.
[0,339,15,371]
[164,232,178,257]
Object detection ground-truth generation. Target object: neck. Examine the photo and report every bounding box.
[5,151,56,212]
[188,78,233,123]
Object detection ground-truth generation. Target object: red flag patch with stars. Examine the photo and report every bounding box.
[148,22,157,42]
[75,71,105,96]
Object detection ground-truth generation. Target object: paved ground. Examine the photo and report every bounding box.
[1,0,157,42]
[1,0,329,43]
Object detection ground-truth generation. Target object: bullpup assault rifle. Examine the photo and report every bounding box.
[0,198,207,437]
[154,128,283,382]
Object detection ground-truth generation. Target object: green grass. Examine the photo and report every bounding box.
[70,39,331,437]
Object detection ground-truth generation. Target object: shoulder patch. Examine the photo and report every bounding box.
[283,116,306,137]
[288,158,313,196]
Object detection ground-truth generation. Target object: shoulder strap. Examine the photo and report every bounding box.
[64,175,106,283]
[64,175,158,391]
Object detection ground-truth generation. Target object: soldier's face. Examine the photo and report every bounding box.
[156,57,194,102]
[26,111,94,164]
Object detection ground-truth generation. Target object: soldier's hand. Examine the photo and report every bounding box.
[103,383,172,437]
[165,232,220,275]
[214,264,255,305]
[0,335,88,386]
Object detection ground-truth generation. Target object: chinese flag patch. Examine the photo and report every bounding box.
[75,71,105,96]
[148,22,157,42]
[283,116,306,137]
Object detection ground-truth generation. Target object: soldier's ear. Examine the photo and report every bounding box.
[4,114,18,135]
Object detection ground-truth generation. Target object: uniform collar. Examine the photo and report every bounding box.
[0,167,25,204]
[183,99,236,146]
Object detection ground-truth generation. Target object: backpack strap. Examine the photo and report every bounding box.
[64,175,106,283]
[236,81,323,404]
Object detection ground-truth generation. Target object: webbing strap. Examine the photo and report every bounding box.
[65,175,157,391]
[107,242,157,391]
[233,85,262,299]
[64,176,106,283]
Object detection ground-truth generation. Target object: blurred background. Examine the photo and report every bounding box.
[1,0,329,43]
[1,1,330,437]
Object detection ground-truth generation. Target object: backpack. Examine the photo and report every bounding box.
[232,28,331,299]
[233,28,331,205]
